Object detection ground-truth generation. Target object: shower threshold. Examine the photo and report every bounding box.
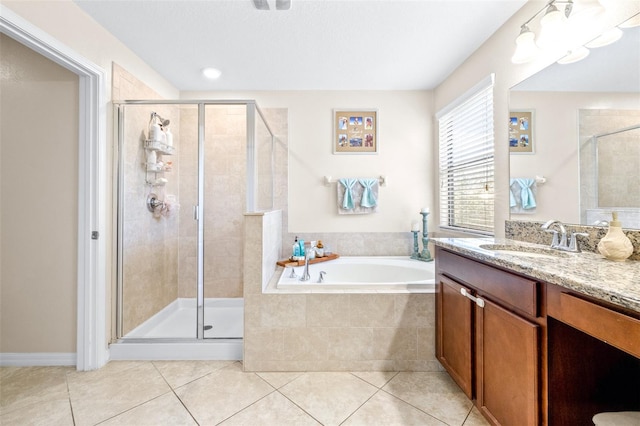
[110,298,243,361]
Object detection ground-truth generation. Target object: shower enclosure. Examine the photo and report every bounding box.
[111,100,274,359]
[579,109,640,228]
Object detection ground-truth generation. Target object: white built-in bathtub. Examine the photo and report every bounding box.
[275,256,435,293]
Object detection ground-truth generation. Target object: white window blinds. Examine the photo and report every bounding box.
[437,75,495,235]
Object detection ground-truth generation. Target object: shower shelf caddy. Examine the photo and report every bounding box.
[144,140,175,186]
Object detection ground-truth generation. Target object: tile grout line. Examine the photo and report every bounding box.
[377,387,451,425]
[274,387,326,426]
[337,387,382,426]
[151,361,201,425]
[64,371,77,426]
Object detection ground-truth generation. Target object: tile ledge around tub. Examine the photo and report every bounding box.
[263,267,432,295]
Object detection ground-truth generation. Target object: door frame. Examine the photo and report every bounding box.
[0,6,108,370]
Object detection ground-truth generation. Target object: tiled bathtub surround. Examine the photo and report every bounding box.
[282,232,416,258]
[505,220,640,261]
[244,213,440,372]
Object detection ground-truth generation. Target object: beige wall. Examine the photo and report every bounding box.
[433,0,640,237]
[0,34,78,353]
[183,90,434,235]
[2,1,180,348]
[510,92,640,224]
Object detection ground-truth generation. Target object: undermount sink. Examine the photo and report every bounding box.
[479,244,571,259]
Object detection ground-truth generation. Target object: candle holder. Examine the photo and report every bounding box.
[410,211,433,262]
[410,230,420,259]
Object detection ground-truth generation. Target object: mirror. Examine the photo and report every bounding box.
[509,24,640,230]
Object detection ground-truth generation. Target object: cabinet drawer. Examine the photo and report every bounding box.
[437,249,538,317]
[553,291,640,358]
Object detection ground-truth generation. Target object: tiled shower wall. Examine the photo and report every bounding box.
[177,105,248,298]
[579,109,640,226]
[113,64,180,334]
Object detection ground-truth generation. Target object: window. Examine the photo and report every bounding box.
[437,74,495,234]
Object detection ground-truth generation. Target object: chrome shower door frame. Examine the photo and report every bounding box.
[114,99,274,342]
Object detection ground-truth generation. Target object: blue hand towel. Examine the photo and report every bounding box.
[509,179,517,207]
[515,178,536,209]
[339,178,357,210]
[358,178,378,208]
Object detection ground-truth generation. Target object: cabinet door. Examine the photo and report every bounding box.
[477,297,539,426]
[436,275,474,398]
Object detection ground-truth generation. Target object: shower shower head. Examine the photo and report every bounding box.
[151,112,170,127]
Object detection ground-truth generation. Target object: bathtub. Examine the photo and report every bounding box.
[276,256,435,293]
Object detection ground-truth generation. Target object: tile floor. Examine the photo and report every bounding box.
[1,361,490,426]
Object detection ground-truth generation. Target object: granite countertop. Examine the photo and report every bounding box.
[432,237,640,314]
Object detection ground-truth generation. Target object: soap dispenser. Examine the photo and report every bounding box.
[597,212,633,262]
[292,236,300,260]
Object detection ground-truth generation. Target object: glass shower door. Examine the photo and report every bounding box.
[116,102,199,340]
[200,104,246,339]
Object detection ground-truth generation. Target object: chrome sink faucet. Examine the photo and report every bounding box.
[541,219,567,249]
[299,251,312,282]
[541,220,588,253]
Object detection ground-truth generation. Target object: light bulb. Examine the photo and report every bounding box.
[537,4,569,49]
[511,26,539,64]
[540,4,563,27]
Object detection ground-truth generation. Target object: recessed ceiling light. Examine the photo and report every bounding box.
[202,67,222,80]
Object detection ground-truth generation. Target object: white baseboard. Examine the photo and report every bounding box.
[0,353,76,367]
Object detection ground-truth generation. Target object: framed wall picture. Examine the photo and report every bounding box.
[334,109,378,154]
[509,110,534,154]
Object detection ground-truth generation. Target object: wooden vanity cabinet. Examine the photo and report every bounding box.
[546,284,640,425]
[437,275,474,398]
[436,247,544,426]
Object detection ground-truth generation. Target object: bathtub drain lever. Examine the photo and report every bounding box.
[318,271,326,283]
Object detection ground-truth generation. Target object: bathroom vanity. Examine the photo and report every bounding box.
[434,239,640,426]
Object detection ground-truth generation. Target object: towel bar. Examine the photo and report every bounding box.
[324,175,386,186]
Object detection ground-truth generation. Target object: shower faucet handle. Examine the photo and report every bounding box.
[318,271,326,283]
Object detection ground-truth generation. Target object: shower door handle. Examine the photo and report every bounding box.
[193,205,199,221]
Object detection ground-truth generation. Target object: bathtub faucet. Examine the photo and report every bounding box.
[299,251,312,282]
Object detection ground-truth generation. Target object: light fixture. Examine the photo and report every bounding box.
[557,46,590,64]
[585,27,623,48]
[540,3,563,27]
[202,67,222,80]
[510,0,628,65]
[537,3,569,49]
[569,0,604,21]
[511,25,539,64]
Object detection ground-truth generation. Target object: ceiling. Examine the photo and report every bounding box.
[74,0,527,91]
